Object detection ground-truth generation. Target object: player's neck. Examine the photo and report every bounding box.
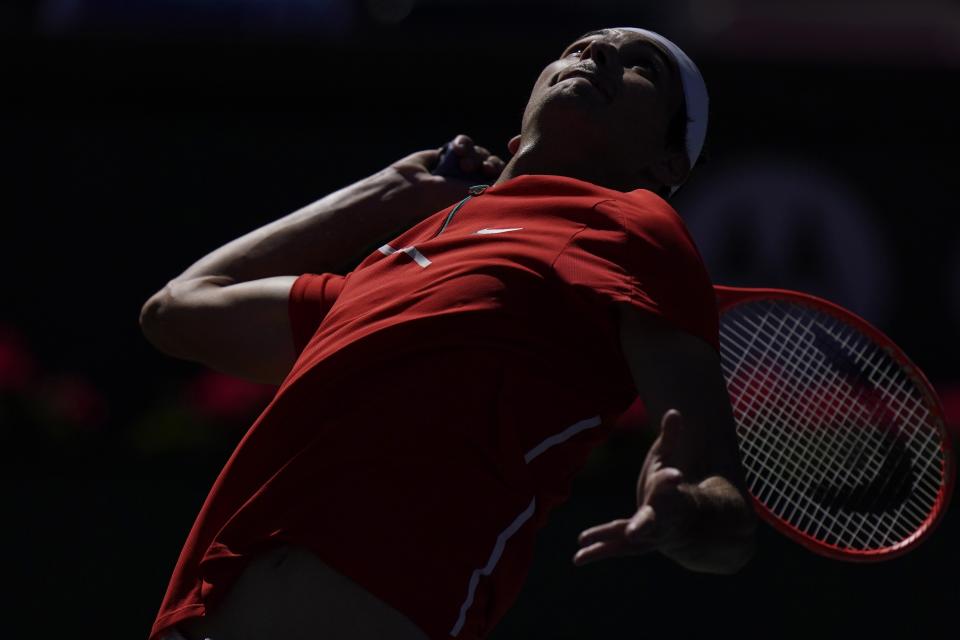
[495,134,657,193]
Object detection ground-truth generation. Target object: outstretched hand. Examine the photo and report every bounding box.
[574,409,701,566]
[387,134,506,217]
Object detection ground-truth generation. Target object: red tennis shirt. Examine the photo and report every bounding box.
[150,174,718,640]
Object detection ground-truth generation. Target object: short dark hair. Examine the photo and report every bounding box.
[653,100,691,199]
[665,103,689,155]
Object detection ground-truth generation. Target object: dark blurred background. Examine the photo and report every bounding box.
[2,0,958,637]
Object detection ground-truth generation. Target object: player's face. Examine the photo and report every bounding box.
[519,28,685,176]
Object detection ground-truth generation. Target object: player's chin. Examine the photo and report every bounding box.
[533,96,609,140]
[545,83,610,109]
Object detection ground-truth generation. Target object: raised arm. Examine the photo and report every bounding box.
[140,137,504,384]
[574,303,757,574]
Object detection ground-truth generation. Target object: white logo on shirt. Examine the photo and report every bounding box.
[378,244,432,268]
[474,227,524,235]
[378,227,524,270]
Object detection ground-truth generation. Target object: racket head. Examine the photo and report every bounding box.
[715,285,955,562]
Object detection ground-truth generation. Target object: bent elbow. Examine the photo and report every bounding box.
[139,287,185,357]
[139,291,161,334]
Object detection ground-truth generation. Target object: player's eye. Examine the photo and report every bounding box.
[628,61,658,81]
[562,40,592,57]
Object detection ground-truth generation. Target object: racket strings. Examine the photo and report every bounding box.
[732,308,940,548]
[728,310,933,547]
[725,326,914,548]
[724,314,891,543]
[780,331,919,518]
[720,300,945,552]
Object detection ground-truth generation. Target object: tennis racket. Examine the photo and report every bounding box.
[715,285,955,561]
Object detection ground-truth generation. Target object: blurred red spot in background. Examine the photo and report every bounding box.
[43,373,109,429]
[0,324,39,393]
[185,370,276,421]
[936,382,960,441]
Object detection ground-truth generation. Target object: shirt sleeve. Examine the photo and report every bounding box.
[551,193,719,350]
[288,272,347,354]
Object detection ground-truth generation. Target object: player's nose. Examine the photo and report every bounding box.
[579,39,619,70]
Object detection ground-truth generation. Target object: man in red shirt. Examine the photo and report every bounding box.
[141,27,757,640]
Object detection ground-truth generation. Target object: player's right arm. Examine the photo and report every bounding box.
[139,137,503,385]
[140,275,298,385]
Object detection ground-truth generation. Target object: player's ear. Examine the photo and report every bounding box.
[507,134,521,155]
[649,148,690,190]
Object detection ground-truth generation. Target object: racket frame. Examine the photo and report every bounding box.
[715,285,955,562]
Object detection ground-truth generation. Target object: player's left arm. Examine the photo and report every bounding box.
[574,303,758,574]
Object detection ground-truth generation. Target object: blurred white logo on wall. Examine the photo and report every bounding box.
[677,156,892,326]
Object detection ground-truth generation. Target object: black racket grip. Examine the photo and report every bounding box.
[431,142,489,182]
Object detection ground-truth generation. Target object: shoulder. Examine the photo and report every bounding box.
[594,190,701,256]
[611,189,684,229]
[607,191,719,348]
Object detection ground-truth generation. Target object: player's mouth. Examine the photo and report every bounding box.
[552,68,614,103]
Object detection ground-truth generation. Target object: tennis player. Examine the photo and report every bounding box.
[141,27,757,640]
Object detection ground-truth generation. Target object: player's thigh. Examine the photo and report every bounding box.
[179,545,429,640]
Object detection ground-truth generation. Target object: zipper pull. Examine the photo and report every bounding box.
[432,184,490,238]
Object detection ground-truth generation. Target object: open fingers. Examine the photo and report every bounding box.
[574,512,665,566]
[625,504,660,543]
[574,504,676,566]
[573,539,632,566]
[573,536,660,566]
[577,518,630,546]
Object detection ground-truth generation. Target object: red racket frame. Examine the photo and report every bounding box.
[715,285,955,561]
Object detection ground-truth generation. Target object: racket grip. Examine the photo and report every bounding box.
[431,142,489,182]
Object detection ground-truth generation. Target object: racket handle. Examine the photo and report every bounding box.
[431,142,489,182]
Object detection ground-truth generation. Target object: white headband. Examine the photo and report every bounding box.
[614,27,709,194]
